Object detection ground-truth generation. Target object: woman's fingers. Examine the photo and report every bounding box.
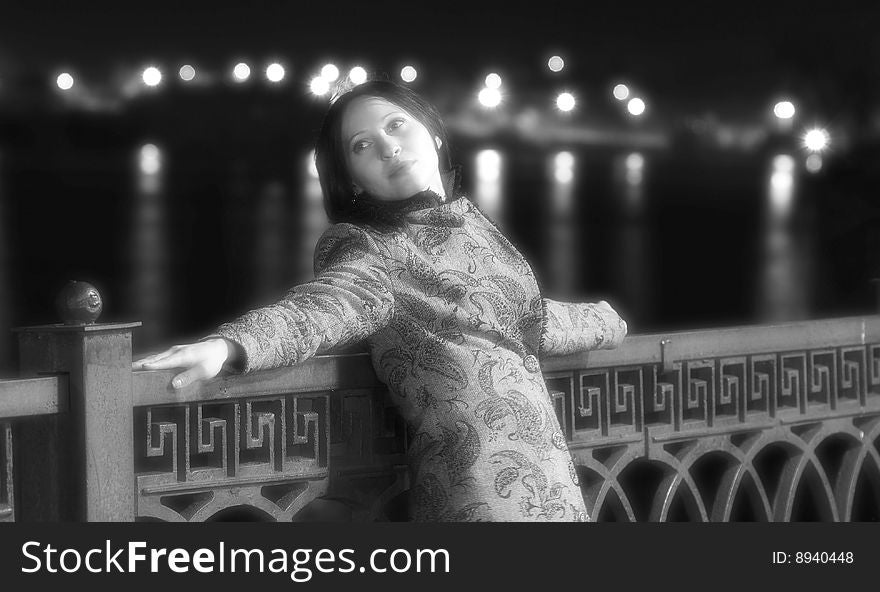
[132,340,230,389]
[134,350,188,370]
[172,361,221,389]
[132,345,184,369]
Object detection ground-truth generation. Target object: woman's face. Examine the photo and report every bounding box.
[341,96,445,201]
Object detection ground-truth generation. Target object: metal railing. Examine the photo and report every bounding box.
[1,296,878,521]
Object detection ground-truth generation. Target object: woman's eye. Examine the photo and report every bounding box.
[353,140,371,153]
[388,118,405,131]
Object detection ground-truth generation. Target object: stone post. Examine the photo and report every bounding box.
[14,281,140,521]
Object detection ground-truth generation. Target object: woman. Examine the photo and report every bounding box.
[133,80,628,522]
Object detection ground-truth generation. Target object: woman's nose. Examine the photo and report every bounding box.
[379,136,401,160]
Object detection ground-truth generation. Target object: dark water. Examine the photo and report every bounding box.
[0,108,877,367]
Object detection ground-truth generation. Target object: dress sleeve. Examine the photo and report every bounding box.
[215,223,395,373]
[540,298,628,357]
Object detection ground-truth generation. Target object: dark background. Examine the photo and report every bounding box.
[0,0,878,369]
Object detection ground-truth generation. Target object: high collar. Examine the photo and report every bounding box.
[348,166,464,228]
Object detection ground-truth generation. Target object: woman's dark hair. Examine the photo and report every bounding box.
[314,80,453,224]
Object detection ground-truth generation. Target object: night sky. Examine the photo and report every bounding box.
[1,0,877,113]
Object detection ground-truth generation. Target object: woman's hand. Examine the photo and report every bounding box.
[132,338,234,389]
[594,300,628,348]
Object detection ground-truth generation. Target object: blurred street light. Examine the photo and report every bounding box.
[142,67,162,87]
[627,97,646,116]
[556,92,575,112]
[266,63,285,83]
[56,72,74,91]
[401,65,418,82]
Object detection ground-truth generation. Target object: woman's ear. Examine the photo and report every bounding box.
[435,136,443,150]
[352,183,363,195]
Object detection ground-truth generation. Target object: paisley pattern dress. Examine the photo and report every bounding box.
[216,192,627,522]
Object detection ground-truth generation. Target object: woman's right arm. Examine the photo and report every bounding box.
[132,223,395,388]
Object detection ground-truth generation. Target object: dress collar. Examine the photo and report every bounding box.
[348,165,464,228]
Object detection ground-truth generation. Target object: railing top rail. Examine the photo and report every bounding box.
[133,315,880,406]
[13,321,141,334]
[546,315,880,372]
[0,376,68,418]
[133,352,380,406]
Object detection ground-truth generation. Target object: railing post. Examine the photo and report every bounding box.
[14,281,140,521]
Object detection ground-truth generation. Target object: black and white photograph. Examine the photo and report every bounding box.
[0,0,878,585]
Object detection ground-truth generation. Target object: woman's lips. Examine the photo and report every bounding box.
[388,160,416,177]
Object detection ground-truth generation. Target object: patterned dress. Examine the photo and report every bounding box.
[216,191,627,522]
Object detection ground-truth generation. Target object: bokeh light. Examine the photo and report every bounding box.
[803,128,830,152]
[478,87,502,108]
[773,101,796,119]
[321,64,339,82]
[769,154,795,217]
[178,65,195,82]
[555,152,575,169]
[772,154,796,173]
[554,168,573,184]
[626,153,645,170]
[475,149,503,219]
[805,153,823,173]
[556,92,575,112]
[627,97,646,116]
[139,144,161,175]
[142,67,162,87]
[548,56,564,72]
[266,63,285,83]
[476,150,502,182]
[232,62,251,82]
[400,65,418,82]
[625,152,645,185]
[349,66,368,85]
[485,73,502,89]
[770,171,793,192]
[56,73,74,91]
[310,76,330,96]
[613,84,629,100]
[554,151,575,184]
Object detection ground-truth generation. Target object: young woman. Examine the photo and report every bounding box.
[133,80,628,522]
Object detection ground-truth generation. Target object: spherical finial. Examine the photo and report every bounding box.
[55,280,103,325]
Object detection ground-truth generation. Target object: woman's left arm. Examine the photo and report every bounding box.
[540,298,628,357]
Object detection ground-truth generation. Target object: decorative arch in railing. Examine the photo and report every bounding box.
[566,417,880,522]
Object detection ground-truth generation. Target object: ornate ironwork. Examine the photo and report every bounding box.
[135,393,331,521]
[2,316,878,522]
[545,342,880,521]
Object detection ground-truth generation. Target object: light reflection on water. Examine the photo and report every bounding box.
[546,151,578,299]
[129,143,169,350]
[0,142,822,361]
[757,154,809,322]
[474,149,503,225]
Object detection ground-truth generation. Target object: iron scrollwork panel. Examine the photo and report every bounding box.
[778,352,807,416]
[839,346,867,406]
[683,360,712,429]
[716,357,746,425]
[806,349,835,410]
[135,393,329,521]
[749,354,775,419]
